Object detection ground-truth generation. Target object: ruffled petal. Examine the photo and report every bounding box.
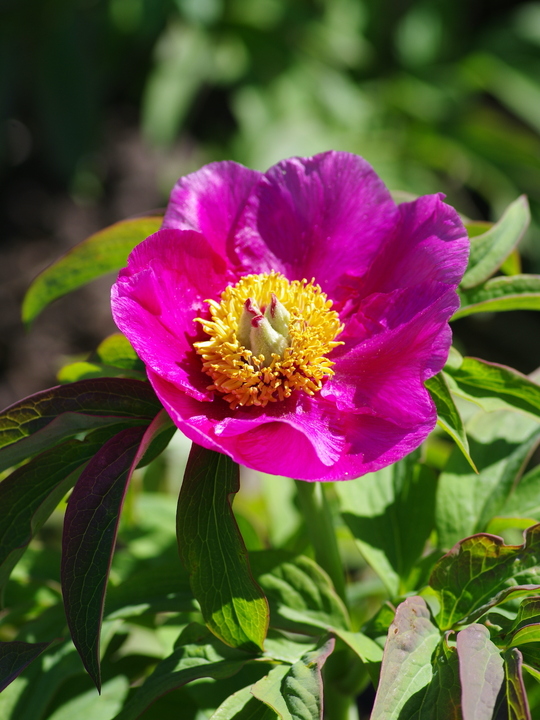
[234,151,399,295]
[162,161,262,262]
[111,228,233,400]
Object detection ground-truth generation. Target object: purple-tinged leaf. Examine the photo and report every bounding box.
[504,649,532,720]
[0,426,129,589]
[0,640,51,692]
[22,215,163,326]
[430,525,540,630]
[457,624,504,720]
[251,637,335,720]
[112,623,256,720]
[177,445,269,651]
[371,596,440,720]
[62,417,165,690]
[0,378,162,471]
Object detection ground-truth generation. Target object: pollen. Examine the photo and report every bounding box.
[194,271,343,409]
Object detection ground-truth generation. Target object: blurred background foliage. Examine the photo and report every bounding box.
[1,0,540,401]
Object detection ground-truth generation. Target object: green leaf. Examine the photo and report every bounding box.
[249,550,349,635]
[210,684,278,719]
[61,425,151,689]
[455,275,540,319]
[0,426,128,590]
[444,357,540,420]
[510,597,540,635]
[177,445,269,651]
[47,676,129,720]
[456,624,504,720]
[22,216,162,325]
[510,624,540,647]
[0,641,52,693]
[371,596,440,720]
[504,648,532,720]
[57,361,144,383]
[335,454,437,595]
[460,195,530,289]
[94,333,144,371]
[425,372,477,472]
[113,623,258,720]
[435,409,540,548]
[0,377,162,472]
[429,525,540,630]
[252,638,335,720]
[408,641,462,720]
[498,464,540,524]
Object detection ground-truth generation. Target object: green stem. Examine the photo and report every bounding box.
[294,480,347,605]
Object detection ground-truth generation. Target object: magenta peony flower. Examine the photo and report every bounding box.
[111,151,468,481]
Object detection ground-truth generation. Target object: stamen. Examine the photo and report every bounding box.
[194,271,343,409]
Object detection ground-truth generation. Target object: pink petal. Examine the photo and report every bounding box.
[111,229,233,400]
[162,161,262,262]
[234,151,399,295]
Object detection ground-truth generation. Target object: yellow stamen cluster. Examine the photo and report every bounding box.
[194,272,343,409]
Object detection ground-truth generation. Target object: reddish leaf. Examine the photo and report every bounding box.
[505,648,531,720]
[61,416,167,690]
[457,624,504,720]
[0,640,52,692]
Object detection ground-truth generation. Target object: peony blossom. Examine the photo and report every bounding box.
[111,151,469,481]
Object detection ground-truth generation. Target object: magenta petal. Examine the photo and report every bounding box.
[111,229,233,400]
[162,161,262,261]
[234,151,399,294]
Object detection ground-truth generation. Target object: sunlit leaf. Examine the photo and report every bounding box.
[57,361,144,383]
[0,377,162,472]
[510,624,540,647]
[94,333,144,371]
[0,641,51,693]
[336,453,437,595]
[430,525,540,630]
[498,464,540,525]
[410,641,462,720]
[22,216,162,325]
[250,550,349,635]
[455,275,540,319]
[177,445,269,650]
[425,372,476,471]
[47,676,129,720]
[371,596,440,720]
[62,423,157,689]
[456,624,504,720]
[460,195,530,289]
[504,648,532,720]
[444,357,540,420]
[435,410,540,548]
[113,623,258,720]
[210,683,278,719]
[251,638,335,720]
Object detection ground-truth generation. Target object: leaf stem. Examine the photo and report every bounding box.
[294,480,347,605]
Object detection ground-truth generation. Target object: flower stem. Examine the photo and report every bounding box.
[294,480,347,605]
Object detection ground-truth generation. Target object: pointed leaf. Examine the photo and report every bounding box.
[444,358,540,421]
[0,426,129,589]
[456,624,504,720]
[252,638,335,720]
[505,648,531,720]
[425,372,476,471]
[371,596,440,720]
[430,525,540,630]
[455,275,540,319]
[57,361,144,383]
[22,216,162,325]
[336,454,437,595]
[511,598,540,634]
[62,422,157,689]
[113,623,257,720]
[460,195,530,289]
[249,550,349,635]
[0,378,162,472]
[177,445,269,651]
[0,640,51,692]
[435,410,540,548]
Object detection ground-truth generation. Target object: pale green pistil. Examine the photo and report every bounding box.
[237,294,291,365]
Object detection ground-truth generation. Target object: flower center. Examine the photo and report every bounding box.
[194,271,343,409]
